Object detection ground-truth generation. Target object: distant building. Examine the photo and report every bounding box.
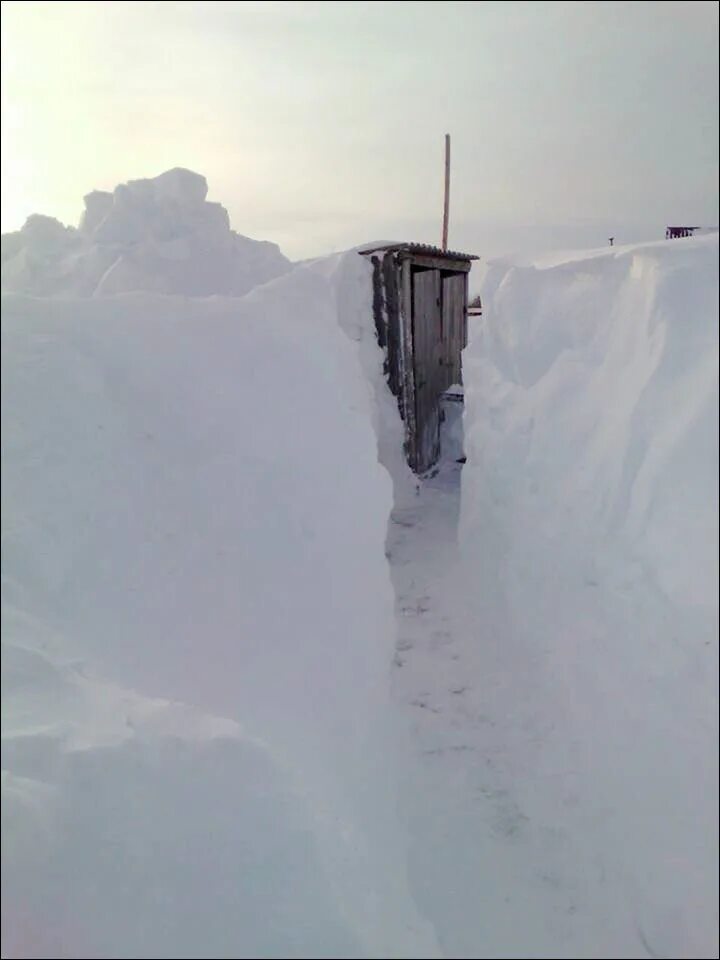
[666,226,699,239]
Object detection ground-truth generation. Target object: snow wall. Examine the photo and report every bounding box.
[461,234,719,958]
[1,232,438,956]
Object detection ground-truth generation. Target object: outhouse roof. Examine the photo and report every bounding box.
[359,242,479,261]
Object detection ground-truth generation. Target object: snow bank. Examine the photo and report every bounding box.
[461,235,718,958]
[1,265,437,958]
[303,248,418,507]
[1,169,291,297]
[1,650,362,960]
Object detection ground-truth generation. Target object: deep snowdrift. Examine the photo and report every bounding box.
[3,180,717,960]
[1,266,437,958]
[467,235,718,635]
[459,234,718,958]
[0,168,291,297]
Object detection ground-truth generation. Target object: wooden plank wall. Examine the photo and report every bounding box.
[400,258,417,465]
[381,252,403,402]
[463,272,469,347]
[364,249,471,476]
[441,272,465,389]
[411,268,443,473]
[367,252,404,407]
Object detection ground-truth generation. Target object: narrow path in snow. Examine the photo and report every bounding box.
[386,405,658,960]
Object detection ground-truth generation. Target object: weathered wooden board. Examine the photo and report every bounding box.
[400,257,416,457]
[441,272,465,389]
[399,253,472,272]
[360,246,475,476]
[463,271,469,348]
[380,252,402,399]
[411,268,442,473]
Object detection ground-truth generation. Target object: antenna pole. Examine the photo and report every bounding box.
[442,134,451,251]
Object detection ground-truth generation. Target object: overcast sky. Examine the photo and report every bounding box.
[2,0,718,259]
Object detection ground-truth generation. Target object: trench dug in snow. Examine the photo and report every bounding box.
[376,235,718,960]
[1,220,717,960]
[352,288,580,956]
[383,401,542,960]
[383,407,588,960]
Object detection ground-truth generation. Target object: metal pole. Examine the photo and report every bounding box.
[442,134,450,251]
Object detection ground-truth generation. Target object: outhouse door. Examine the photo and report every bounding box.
[409,268,467,473]
[411,268,443,472]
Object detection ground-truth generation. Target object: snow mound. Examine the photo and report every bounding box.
[1,264,438,958]
[1,168,291,297]
[461,233,718,958]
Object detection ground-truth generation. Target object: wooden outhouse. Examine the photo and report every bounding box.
[360,242,478,475]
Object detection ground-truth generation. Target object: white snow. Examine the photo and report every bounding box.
[1,267,438,958]
[1,168,291,298]
[2,176,717,960]
[389,234,718,959]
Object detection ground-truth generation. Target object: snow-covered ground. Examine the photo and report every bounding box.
[2,170,717,960]
[391,235,718,959]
